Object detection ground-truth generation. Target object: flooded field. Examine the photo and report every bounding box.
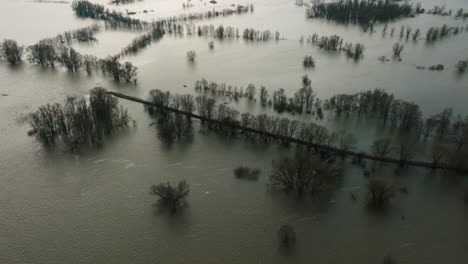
[1,0,468,263]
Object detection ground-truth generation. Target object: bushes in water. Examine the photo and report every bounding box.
[303,56,315,68]
[27,40,57,67]
[456,60,468,73]
[0,39,24,65]
[150,180,189,214]
[57,47,82,72]
[233,166,261,180]
[100,56,138,82]
[27,87,130,148]
[186,50,196,62]
[278,225,296,249]
[119,22,165,56]
[269,150,341,196]
[306,0,416,26]
[366,177,395,209]
[305,33,365,60]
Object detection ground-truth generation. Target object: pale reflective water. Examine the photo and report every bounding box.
[1,0,468,263]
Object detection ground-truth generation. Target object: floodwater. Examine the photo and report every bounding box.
[1,0,468,263]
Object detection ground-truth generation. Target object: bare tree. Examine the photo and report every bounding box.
[430,144,448,168]
[150,180,189,213]
[338,131,357,152]
[366,177,395,209]
[371,138,393,159]
[269,150,341,196]
[187,50,196,62]
[396,141,415,166]
[392,42,404,57]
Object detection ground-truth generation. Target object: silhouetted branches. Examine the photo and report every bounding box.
[150,180,189,214]
[269,150,341,196]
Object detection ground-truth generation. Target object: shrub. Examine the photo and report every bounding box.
[303,55,315,67]
[278,225,296,249]
[366,177,395,209]
[150,180,190,213]
[233,166,261,180]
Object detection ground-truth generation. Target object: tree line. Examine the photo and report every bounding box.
[27,87,130,148]
[306,0,420,26]
[180,24,281,41]
[303,33,365,60]
[144,88,355,151]
[72,0,148,29]
[326,89,468,170]
[193,76,324,117]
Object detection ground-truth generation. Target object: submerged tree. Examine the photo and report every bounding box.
[371,138,393,159]
[27,40,57,67]
[303,55,315,68]
[270,150,341,196]
[233,166,261,180]
[366,177,395,209]
[57,47,82,72]
[27,87,130,148]
[186,50,196,62]
[0,39,24,65]
[278,225,296,249]
[150,180,190,213]
[392,42,404,58]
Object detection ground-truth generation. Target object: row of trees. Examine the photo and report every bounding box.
[119,22,165,56]
[72,0,148,29]
[27,87,130,148]
[190,24,280,41]
[54,24,101,44]
[145,89,356,150]
[425,24,467,43]
[304,33,365,60]
[427,5,468,19]
[24,39,138,82]
[306,0,418,26]
[193,76,323,116]
[326,89,468,167]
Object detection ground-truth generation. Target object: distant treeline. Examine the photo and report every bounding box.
[303,33,365,60]
[118,22,165,56]
[193,76,324,117]
[427,5,468,19]
[306,0,420,26]
[27,87,130,148]
[72,0,148,29]
[53,24,101,44]
[189,24,281,41]
[111,0,141,4]
[72,1,254,30]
